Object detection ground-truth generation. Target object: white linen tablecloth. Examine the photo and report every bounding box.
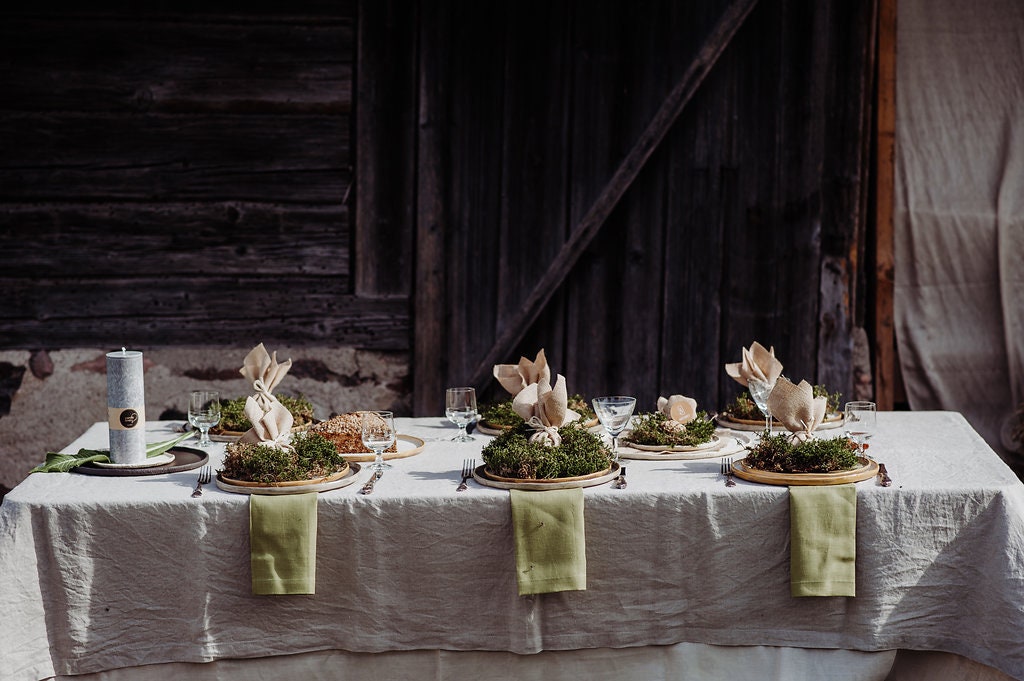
[2,412,1023,680]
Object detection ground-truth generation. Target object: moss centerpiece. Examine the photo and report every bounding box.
[481,422,612,480]
[743,432,860,474]
[221,432,348,484]
[726,384,842,421]
[215,394,316,434]
[481,394,596,430]
[626,411,716,448]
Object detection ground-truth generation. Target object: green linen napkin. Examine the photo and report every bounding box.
[789,484,857,597]
[510,488,586,596]
[250,492,318,595]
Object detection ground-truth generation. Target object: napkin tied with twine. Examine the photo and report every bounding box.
[240,343,293,412]
[790,484,857,597]
[512,374,580,446]
[494,349,551,396]
[510,488,586,596]
[250,492,318,595]
[725,341,784,388]
[657,394,698,424]
[767,378,828,438]
[238,397,294,450]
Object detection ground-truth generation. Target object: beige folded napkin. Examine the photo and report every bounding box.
[657,394,698,424]
[725,341,784,388]
[494,349,551,396]
[250,492,318,595]
[510,488,586,596]
[512,374,581,445]
[790,484,857,597]
[240,343,293,412]
[239,397,294,449]
[767,378,827,437]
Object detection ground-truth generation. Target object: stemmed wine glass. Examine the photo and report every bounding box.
[592,396,637,463]
[445,387,477,442]
[844,401,877,457]
[746,378,775,435]
[362,410,396,472]
[188,390,221,448]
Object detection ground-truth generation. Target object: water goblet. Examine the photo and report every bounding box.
[362,410,396,471]
[446,387,477,442]
[592,396,637,463]
[844,401,877,457]
[746,377,775,434]
[188,390,221,448]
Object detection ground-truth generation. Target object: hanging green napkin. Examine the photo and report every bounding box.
[250,492,318,595]
[510,488,586,596]
[789,484,857,597]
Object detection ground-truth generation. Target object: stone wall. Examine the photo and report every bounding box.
[0,346,410,491]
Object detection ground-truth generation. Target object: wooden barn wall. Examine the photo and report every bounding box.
[363,0,878,415]
[0,2,410,351]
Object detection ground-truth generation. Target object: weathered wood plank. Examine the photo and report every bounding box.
[874,0,897,409]
[442,3,508,395]
[0,278,407,349]
[0,15,352,114]
[355,0,416,297]
[0,204,348,277]
[497,0,571,384]
[468,0,761,389]
[0,114,349,203]
[412,0,453,414]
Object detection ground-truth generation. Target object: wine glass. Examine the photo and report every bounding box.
[592,396,636,463]
[445,387,477,442]
[746,378,775,434]
[188,390,221,448]
[362,410,396,471]
[844,401,877,457]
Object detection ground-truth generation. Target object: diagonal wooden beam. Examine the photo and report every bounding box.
[469,0,761,388]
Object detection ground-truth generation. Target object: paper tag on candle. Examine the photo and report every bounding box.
[108,407,145,431]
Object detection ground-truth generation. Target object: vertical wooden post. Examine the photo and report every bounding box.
[874,0,897,409]
[413,2,448,415]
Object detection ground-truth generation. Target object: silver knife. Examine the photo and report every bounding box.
[877,463,892,487]
[361,469,383,495]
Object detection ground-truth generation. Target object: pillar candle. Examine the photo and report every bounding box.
[106,348,146,464]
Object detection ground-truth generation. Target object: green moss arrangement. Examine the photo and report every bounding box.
[481,394,596,428]
[627,411,716,447]
[743,433,860,474]
[216,394,316,433]
[221,432,347,483]
[481,422,612,479]
[727,385,842,420]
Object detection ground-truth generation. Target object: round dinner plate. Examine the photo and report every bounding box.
[617,435,750,461]
[339,434,426,462]
[74,447,209,477]
[93,451,176,468]
[622,434,724,453]
[216,462,367,495]
[730,456,878,486]
[472,462,620,491]
[718,414,843,432]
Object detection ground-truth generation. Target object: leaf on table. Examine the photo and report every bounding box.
[31,430,197,473]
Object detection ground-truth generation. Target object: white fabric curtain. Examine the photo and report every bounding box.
[895,0,1024,462]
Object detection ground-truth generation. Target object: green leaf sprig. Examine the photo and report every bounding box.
[31,430,197,473]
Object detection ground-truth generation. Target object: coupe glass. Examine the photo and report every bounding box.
[746,377,775,434]
[445,387,477,442]
[592,396,636,463]
[362,410,396,471]
[844,401,877,457]
[188,390,221,448]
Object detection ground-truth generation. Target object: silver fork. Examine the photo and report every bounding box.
[191,465,212,497]
[457,459,475,492]
[721,458,736,487]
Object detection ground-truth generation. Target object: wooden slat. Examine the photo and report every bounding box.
[0,14,351,115]
[0,113,349,203]
[355,0,416,297]
[0,278,408,349]
[874,0,897,409]
[412,0,452,414]
[468,0,760,389]
[1,204,348,277]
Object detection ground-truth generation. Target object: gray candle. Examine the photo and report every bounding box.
[107,348,146,464]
